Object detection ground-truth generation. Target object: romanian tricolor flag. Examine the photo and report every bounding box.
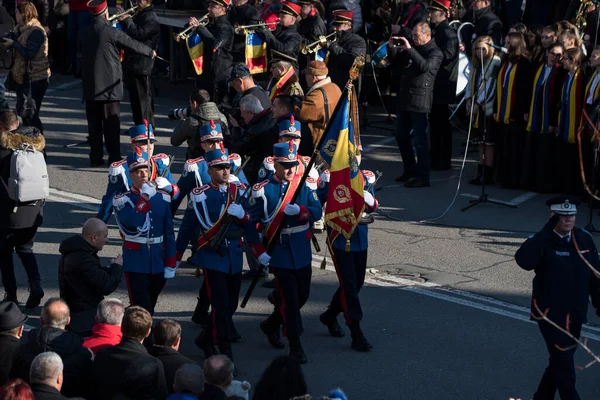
[266,66,295,100]
[112,21,125,62]
[315,48,329,64]
[186,32,204,75]
[318,89,364,250]
[245,32,267,74]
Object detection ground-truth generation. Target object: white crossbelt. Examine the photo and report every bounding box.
[125,236,164,244]
[280,223,309,235]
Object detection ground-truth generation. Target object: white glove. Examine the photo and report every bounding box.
[154,177,172,193]
[227,203,245,219]
[228,175,240,185]
[284,203,300,216]
[364,191,375,207]
[141,182,157,199]
[258,252,271,266]
[164,267,176,279]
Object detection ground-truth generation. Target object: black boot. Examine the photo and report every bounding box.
[319,311,345,338]
[350,322,372,352]
[191,298,209,325]
[25,281,44,309]
[194,330,216,359]
[469,164,483,185]
[260,318,284,349]
[289,338,307,364]
[3,291,17,304]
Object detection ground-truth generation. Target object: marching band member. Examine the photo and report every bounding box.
[260,1,303,71]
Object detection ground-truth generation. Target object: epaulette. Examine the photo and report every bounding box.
[190,185,210,203]
[230,153,242,167]
[109,159,127,176]
[157,189,171,203]
[306,177,317,190]
[152,153,170,167]
[363,170,376,186]
[320,169,330,183]
[183,157,205,173]
[262,156,275,171]
[112,192,130,208]
[252,180,270,198]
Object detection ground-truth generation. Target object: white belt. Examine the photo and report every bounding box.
[280,223,309,235]
[125,236,163,245]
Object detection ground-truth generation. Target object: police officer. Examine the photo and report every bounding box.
[112,151,177,315]
[82,0,155,167]
[97,123,178,223]
[326,10,366,92]
[260,1,303,72]
[175,145,262,362]
[228,0,261,63]
[297,0,326,44]
[189,0,234,103]
[515,197,600,400]
[317,167,379,352]
[250,142,322,364]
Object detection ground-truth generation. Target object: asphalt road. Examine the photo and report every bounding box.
[6,74,600,399]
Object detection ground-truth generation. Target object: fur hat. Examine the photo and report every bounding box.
[306,60,328,76]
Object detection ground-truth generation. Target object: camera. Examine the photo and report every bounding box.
[1,30,16,43]
[167,106,192,120]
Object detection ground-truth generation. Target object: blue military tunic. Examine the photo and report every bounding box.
[113,188,176,275]
[98,153,178,222]
[249,175,323,269]
[317,170,379,252]
[257,155,319,182]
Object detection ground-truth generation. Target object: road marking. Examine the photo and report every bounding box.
[362,136,396,153]
[49,188,101,204]
[461,191,538,207]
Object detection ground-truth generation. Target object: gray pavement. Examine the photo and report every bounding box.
[6,74,600,399]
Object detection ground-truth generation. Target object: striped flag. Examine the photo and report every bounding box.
[112,22,125,62]
[245,32,267,74]
[186,32,204,75]
[315,48,329,64]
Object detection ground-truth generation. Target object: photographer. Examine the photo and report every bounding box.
[170,89,228,160]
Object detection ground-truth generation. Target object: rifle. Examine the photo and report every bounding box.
[240,55,366,308]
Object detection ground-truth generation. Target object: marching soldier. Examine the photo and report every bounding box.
[112,150,177,316]
[115,0,160,126]
[326,10,367,92]
[175,144,262,363]
[82,0,156,167]
[97,124,178,223]
[228,0,261,63]
[265,50,304,101]
[297,0,326,44]
[189,0,234,103]
[317,167,379,352]
[250,142,322,364]
[260,1,303,72]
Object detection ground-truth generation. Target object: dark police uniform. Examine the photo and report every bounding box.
[82,0,154,166]
[194,0,234,103]
[515,197,600,400]
[228,0,261,63]
[119,5,160,126]
[261,2,303,72]
[250,142,322,364]
[327,11,366,92]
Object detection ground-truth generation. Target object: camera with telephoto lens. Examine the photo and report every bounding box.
[167,106,192,120]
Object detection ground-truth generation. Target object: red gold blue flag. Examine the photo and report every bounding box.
[245,32,267,74]
[186,32,204,75]
[315,48,329,64]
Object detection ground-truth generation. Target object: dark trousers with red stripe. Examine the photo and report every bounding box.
[124,272,166,315]
[325,249,368,325]
[203,268,242,343]
[267,266,312,340]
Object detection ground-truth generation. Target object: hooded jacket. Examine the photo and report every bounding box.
[58,235,123,332]
[10,327,93,398]
[0,127,45,229]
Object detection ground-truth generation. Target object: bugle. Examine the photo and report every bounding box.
[234,21,274,35]
[299,32,336,55]
[108,5,138,22]
[173,13,209,41]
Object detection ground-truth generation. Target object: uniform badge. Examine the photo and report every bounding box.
[258,168,266,178]
[318,180,326,188]
[221,155,228,161]
[248,197,256,206]
[210,129,218,136]
[312,191,319,201]
[137,157,145,163]
[288,154,295,160]
[109,175,118,184]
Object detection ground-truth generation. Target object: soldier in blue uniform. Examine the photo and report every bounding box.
[515,197,600,400]
[175,145,264,362]
[317,168,379,352]
[250,142,322,364]
[98,123,178,223]
[112,150,177,316]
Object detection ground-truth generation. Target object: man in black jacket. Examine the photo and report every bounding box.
[327,10,366,92]
[515,197,600,400]
[116,0,160,127]
[298,0,326,44]
[151,319,197,394]
[58,218,123,336]
[29,352,71,400]
[261,1,303,72]
[92,306,168,400]
[10,298,94,398]
[460,0,503,58]
[389,22,443,188]
[82,0,155,167]
[189,0,234,104]
[0,114,45,309]
[228,0,261,63]
[428,0,458,171]
[0,301,27,386]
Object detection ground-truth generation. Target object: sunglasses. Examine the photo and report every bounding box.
[548,52,563,57]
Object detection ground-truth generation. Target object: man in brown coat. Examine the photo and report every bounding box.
[294,60,341,148]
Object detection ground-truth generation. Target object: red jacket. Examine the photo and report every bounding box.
[83,323,123,354]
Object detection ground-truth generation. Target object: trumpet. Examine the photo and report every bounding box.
[234,21,274,35]
[299,32,336,55]
[173,13,209,41]
[108,6,138,22]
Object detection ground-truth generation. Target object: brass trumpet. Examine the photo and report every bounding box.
[234,21,274,35]
[173,13,209,41]
[299,32,336,55]
[108,5,138,22]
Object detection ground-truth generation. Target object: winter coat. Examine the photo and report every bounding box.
[0,335,19,386]
[326,29,366,92]
[120,6,160,76]
[461,6,503,58]
[194,14,234,84]
[81,14,153,102]
[58,235,123,333]
[0,127,45,230]
[0,6,15,73]
[297,11,327,44]
[11,18,50,85]
[262,25,303,71]
[294,77,341,146]
[432,19,459,105]
[30,383,72,400]
[151,346,197,395]
[83,323,123,354]
[10,327,94,398]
